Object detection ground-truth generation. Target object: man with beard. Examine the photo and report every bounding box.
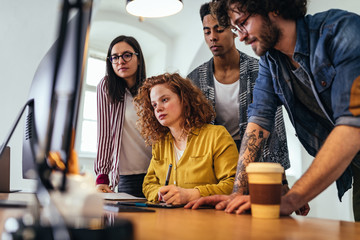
[187,2,290,174]
[185,0,360,221]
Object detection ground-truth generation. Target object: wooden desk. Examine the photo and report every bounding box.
[114,207,360,240]
[1,193,359,240]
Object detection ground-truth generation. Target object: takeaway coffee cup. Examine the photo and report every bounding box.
[246,162,284,218]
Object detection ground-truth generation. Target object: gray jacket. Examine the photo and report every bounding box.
[187,51,290,169]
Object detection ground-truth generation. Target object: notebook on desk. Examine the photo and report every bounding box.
[101,192,146,201]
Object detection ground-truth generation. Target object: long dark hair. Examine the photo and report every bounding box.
[106,35,146,103]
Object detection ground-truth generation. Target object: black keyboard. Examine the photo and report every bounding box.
[103,203,155,213]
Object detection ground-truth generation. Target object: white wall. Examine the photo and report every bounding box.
[0,0,61,192]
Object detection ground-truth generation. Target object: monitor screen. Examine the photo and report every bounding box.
[21,0,92,189]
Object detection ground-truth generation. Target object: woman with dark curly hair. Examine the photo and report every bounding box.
[95,35,151,197]
[134,73,238,205]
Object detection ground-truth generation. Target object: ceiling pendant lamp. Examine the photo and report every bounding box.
[126,0,183,18]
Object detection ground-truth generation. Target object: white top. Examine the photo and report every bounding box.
[173,143,184,164]
[119,90,152,175]
[214,75,241,140]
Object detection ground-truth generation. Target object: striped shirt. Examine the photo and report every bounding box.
[95,77,151,188]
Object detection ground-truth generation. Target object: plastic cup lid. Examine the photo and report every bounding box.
[246,162,284,173]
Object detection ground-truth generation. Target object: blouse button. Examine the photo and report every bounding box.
[321,81,327,87]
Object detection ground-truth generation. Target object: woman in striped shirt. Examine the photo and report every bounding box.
[95,35,151,197]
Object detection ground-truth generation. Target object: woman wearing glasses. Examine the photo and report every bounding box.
[95,35,151,197]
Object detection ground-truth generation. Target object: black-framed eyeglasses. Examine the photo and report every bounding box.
[108,52,138,63]
[232,14,251,35]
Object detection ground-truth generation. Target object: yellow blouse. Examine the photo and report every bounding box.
[143,124,238,202]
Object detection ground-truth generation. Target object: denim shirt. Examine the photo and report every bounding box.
[248,9,360,200]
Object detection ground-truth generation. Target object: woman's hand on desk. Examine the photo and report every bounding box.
[158,185,200,205]
[96,184,114,193]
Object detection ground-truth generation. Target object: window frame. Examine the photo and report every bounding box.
[75,53,106,159]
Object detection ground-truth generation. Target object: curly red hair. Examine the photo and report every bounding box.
[134,73,215,145]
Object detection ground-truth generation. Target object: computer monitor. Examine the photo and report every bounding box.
[23,0,93,190]
[1,2,136,239]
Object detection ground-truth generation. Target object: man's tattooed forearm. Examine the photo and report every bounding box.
[233,129,267,194]
[233,160,249,194]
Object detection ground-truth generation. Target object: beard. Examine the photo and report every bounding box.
[251,16,281,56]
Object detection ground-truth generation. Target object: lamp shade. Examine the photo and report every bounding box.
[126,0,183,18]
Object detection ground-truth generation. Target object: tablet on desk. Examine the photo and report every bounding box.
[146,203,215,209]
[145,202,185,208]
[104,202,155,213]
[118,201,184,208]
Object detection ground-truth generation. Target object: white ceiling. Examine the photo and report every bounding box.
[88,0,208,58]
[86,0,360,71]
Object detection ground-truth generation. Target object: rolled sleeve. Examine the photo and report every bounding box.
[335,116,360,128]
[247,57,279,130]
[328,13,360,124]
[248,115,275,132]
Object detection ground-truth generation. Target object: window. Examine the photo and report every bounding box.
[76,56,105,158]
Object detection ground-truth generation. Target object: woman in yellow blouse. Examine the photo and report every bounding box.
[134,73,238,205]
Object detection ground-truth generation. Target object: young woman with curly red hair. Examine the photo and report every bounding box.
[134,73,238,205]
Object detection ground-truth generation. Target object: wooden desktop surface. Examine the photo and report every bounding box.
[0,193,359,240]
[116,207,360,240]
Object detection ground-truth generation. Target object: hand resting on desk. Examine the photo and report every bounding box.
[158,185,200,205]
[185,193,310,216]
[96,184,114,193]
[280,184,310,216]
[184,193,247,213]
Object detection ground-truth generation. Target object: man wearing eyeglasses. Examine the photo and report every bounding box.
[188,0,360,221]
[186,1,293,207]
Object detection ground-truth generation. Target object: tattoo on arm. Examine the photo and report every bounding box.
[232,129,267,194]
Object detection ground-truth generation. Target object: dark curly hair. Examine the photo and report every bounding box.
[134,73,215,145]
[200,2,212,22]
[105,35,146,103]
[212,0,307,27]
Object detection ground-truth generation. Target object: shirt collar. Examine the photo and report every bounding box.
[165,126,201,141]
[293,17,310,58]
